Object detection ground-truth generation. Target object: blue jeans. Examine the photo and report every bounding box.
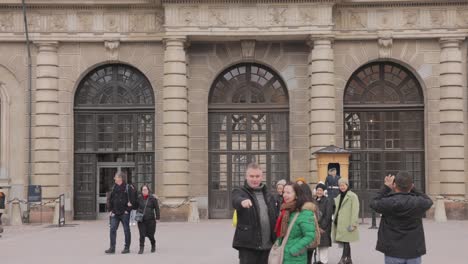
[385,256,421,264]
[109,213,131,249]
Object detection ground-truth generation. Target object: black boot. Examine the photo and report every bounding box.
[337,257,346,264]
[105,248,115,254]
[121,248,130,254]
[345,257,353,264]
[138,246,144,254]
[151,243,156,253]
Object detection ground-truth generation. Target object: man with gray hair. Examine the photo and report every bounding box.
[105,171,137,254]
[232,163,277,264]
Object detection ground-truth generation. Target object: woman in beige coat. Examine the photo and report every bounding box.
[332,178,360,264]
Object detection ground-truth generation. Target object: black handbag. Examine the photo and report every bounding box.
[135,198,148,222]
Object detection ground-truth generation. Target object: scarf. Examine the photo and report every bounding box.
[334,189,349,225]
[274,200,298,238]
[143,194,149,200]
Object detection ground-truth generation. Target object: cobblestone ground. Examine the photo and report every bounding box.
[0,219,467,264]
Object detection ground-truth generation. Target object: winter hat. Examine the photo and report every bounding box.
[276,179,287,186]
[338,178,349,186]
[295,177,307,184]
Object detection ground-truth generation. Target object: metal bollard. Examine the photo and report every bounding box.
[369,210,378,229]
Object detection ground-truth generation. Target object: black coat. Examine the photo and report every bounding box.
[370,186,433,259]
[136,195,160,221]
[232,183,278,250]
[108,183,137,215]
[316,196,334,247]
[0,192,5,209]
[273,193,283,216]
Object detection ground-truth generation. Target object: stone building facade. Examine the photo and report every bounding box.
[0,0,467,221]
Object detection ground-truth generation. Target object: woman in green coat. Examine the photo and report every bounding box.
[274,183,316,264]
[332,178,360,264]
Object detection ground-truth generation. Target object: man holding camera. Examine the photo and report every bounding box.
[370,171,433,264]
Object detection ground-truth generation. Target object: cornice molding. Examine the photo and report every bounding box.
[337,1,468,8]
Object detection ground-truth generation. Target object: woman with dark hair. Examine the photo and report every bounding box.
[274,183,316,264]
[135,184,160,254]
[299,183,320,264]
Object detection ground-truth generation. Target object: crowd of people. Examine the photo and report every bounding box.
[232,163,433,264]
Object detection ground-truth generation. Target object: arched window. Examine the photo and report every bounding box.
[344,62,425,214]
[208,63,289,219]
[74,64,155,220]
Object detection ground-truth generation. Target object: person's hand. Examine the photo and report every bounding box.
[347,225,356,232]
[109,212,114,217]
[241,199,253,208]
[127,202,132,207]
[319,228,325,234]
[384,174,395,189]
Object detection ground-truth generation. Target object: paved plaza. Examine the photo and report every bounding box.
[0,219,467,264]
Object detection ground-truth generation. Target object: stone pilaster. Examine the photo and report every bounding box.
[439,37,465,198]
[308,37,335,182]
[162,37,189,204]
[33,41,60,199]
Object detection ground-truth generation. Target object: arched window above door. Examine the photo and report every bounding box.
[209,64,288,106]
[344,62,423,106]
[75,64,154,108]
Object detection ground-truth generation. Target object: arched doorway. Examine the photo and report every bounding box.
[74,64,155,220]
[208,63,289,218]
[344,61,425,215]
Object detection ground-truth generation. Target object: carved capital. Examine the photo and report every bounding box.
[34,41,59,53]
[439,37,465,49]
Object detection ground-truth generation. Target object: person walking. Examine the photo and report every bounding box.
[315,183,334,264]
[274,183,316,264]
[332,178,359,264]
[105,171,137,254]
[232,163,278,264]
[325,168,341,200]
[370,172,433,264]
[136,184,160,254]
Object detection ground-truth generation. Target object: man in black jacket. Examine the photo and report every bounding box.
[370,171,433,264]
[105,171,137,254]
[232,163,277,264]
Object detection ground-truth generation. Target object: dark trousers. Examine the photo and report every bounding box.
[238,248,270,264]
[110,213,131,249]
[307,248,315,263]
[342,242,351,258]
[137,219,156,247]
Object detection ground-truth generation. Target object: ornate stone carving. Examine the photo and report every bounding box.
[241,40,256,59]
[155,9,165,31]
[299,7,317,24]
[377,11,393,29]
[378,33,393,58]
[104,14,119,32]
[402,10,419,28]
[48,14,67,32]
[27,13,42,32]
[430,10,445,27]
[0,13,14,32]
[268,6,287,26]
[104,40,120,60]
[209,8,228,26]
[77,12,93,32]
[241,8,256,26]
[349,12,366,29]
[128,14,140,32]
[180,7,198,26]
[456,10,468,27]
